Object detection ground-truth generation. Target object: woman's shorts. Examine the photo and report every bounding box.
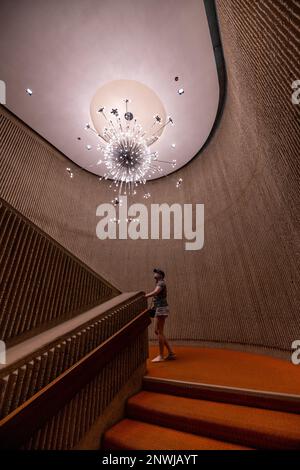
[155,306,169,317]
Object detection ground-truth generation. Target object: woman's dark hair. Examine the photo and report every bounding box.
[153,268,165,279]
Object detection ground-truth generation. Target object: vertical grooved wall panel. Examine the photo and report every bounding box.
[0,199,118,343]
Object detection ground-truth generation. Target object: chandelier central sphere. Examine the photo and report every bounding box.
[85,81,177,196]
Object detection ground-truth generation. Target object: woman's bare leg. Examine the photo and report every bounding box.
[163,336,173,354]
[157,317,173,356]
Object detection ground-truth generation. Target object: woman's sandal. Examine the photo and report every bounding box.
[151,355,165,363]
[165,352,176,360]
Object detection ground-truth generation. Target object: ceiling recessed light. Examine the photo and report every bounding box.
[26,88,33,96]
[171,143,176,148]
[86,144,92,150]
[178,88,184,95]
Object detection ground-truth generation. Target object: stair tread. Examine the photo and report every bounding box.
[103,418,251,450]
[127,391,300,441]
[147,346,300,395]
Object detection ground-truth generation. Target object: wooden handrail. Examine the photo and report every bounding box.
[0,309,151,449]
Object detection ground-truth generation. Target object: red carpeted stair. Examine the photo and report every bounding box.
[103,389,300,450]
[102,347,300,450]
[125,391,300,449]
[103,418,250,450]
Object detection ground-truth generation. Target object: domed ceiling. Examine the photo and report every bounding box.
[0,0,220,180]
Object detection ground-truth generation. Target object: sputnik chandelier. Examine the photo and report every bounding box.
[85,99,176,195]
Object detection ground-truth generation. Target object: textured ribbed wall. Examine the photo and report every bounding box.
[0,197,118,344]
[0,0,299,355]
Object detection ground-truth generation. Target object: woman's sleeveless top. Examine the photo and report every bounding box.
[154,280,168,307]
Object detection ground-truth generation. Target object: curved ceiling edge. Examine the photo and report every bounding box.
[152,0,227,182]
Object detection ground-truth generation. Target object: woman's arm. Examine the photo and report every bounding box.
[145,285,162,298]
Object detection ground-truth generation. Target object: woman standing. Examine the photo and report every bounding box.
[145,268,176,362]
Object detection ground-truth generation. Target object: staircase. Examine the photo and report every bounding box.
[102,378,300,450]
